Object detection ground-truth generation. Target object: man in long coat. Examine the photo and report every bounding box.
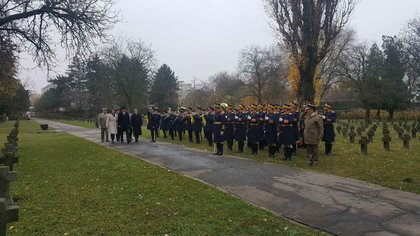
[131,109,143,143]
[117,106,131,143]
[304,104,324,166]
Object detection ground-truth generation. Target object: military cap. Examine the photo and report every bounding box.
[267,104,276,109]
[324,103,332,109]
[213,103,221,108]
[250,104,257,109]
[307,104,317,110]
[290,102,298,107]
[282,104,290,109]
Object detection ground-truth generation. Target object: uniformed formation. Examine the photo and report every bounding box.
[144,102,336,165]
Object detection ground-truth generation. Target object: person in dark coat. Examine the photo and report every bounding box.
[203,107,214,146]
[213,104,227,156]
[147,107,160,142]
[290,102,300,153]
[247,104,260,155]
[322,103,337,155]
[264,105,279,158]
[257,105,266,151]
[130,108,143,143]
[192,107,204,144]
[174,110,185,141]
[224,105,235,151]
[234,105,247,153]
[117,106,131,143]
[279,105,294,161]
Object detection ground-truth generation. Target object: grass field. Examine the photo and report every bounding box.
[2,120,319,235]
[51,119,97,128]
[51,118,420,195]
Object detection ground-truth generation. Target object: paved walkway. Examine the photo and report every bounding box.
[34,119,420,236]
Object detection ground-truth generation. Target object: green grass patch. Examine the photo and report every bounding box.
[4,121,319,235]
[51,119,97,129]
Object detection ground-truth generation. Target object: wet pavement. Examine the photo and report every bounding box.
[34,119,420,236]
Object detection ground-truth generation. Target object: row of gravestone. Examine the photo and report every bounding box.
[336,120,419,154]
[0,120,19,235]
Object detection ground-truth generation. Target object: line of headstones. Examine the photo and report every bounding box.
[336,119,419,155]
[0,120,19,235]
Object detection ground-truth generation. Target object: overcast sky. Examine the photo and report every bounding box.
[19,0,420,93]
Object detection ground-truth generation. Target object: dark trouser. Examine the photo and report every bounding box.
[178,131,183,141]
[214,142,223,155]
[151,129,156,141]
[188,130,193,142]
[292,143,297,153]
[169,129,174,140]
[194,131,200,144]
[325,143,333,155]
[227,139,233,150]
[162,129,167,139]
[276,142,281,153]
[204,131,213,146]
[259,139,266,150]
[116,127,121,141]
[156,129,159,138]
[268,144,276,157]
[284,145,293,160]
[101,128,108,142]
[251,142,258,155]
[238,141,244,153]
[120,128,130,143]
[307,144,319,164]
[111,134,115,142]
[133,133,140,142]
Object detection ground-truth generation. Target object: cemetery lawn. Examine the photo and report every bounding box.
[51,119,97,128]
[6,120,320,235]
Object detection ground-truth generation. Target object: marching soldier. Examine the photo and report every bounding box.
[257,104,266,151]
[247,104,259,155]
[304,104,324,166]
[279,105,294,161]
[192,107,203,144]
[174,108,185,141]
[264,105,279,158]
[185,107,194,143]
[213,104,226,156]
[225,104,235,151]
[203,107,214,147]
[167,109,176,140]
[322,103,336,155]
[290,102,300,153]
[234,105,247,153]
[147,107,160,142]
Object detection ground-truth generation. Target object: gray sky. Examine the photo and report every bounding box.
[19,0,420,93]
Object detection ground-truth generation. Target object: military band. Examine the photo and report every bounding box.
[101,102,335,166]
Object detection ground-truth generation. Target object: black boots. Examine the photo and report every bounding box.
[283,147,292,161]
[325,143,333,155]
[227,140,233,151]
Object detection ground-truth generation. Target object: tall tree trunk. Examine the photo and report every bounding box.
[375,109,381,120]
[365,108,371,124]
[298,63,317,104]
[388,109,394,121]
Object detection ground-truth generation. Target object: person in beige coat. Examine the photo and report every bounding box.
[106,109,118,143]
[304,104,324,166]
[98,108,109,142]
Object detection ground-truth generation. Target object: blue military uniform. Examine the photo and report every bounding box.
[203,110,214,146]
[247,108,259,155]
[225,111,235,150]
[279,108,294,160]
[322,104,336,155]
[234,111,247,153]
[213,108,226,155]
[192,111,203,144]
[265,110,279,158]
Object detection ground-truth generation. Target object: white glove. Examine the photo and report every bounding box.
[265,116,269,121]
[220,131,224,136]
[322,115,326,119]
[247,116,251,120]
[279,117,284,122]
[235,116,239,119]
[225,115,228,119]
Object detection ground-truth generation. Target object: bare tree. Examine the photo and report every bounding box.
[264,0,356,104]
[238,45,286,104]
[402,17,420,100]
[103,40,154,109]
[0,0,118,67]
